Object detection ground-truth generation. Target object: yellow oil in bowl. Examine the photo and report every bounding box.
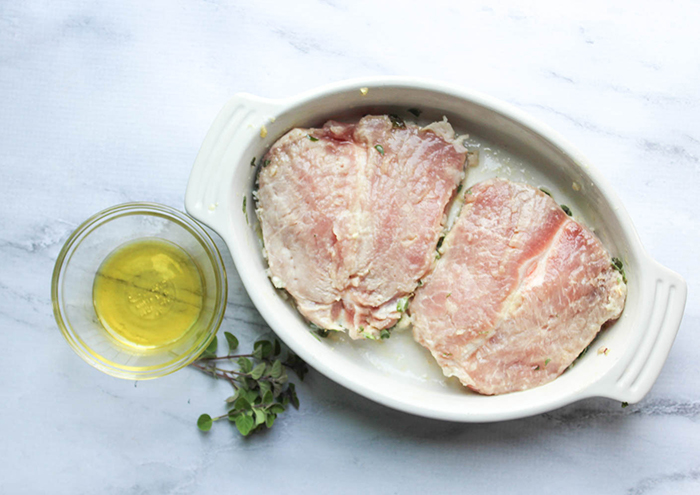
[93,238,205,351]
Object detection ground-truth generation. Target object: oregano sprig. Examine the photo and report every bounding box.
[193,332,308,436]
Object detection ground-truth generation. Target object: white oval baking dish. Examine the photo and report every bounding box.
[185,77,687,422]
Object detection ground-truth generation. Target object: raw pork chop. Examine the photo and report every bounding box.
[256,115,466,339]
[411,179,627,394]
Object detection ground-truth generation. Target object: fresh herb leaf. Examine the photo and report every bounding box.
[258,380,272,398]
[263,159,271,167]
[250,157,256,167]
[539,187,553,197]
[269,404,285,414]
[235,396,252,412]
[621,402,629,408]
[561,205,573,216]
[244,389,258,403]
[288,383,300,409]
[307,134,319,142]
[201,336,218,359]
[408,108,422,117]
[375,144,385,155]
[269,360,283,378]
[250,363,265,380]
[389,114,406,128]
[197,414,213,432]
[544,358,551,367]
[273,339,281,356]
[238,357,253,373]
[380,329,391,340]
[254,340,273,359]
[611,257,627,283]
[253,409,266,426]
[235,414,255,436]
[224,332,239,352]
[242,196,247,216]
[284,351,309,380]
[396,297,409,313]
[456,184,462,194]
[534,365,540,371]
[436,236,445,250]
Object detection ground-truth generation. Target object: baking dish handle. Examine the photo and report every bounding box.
[185,93,283,234]
[591,260,687,403]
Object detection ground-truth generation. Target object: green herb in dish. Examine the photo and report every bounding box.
[396,297,409,313]
[389,114,406,128]
[611,257,627,283]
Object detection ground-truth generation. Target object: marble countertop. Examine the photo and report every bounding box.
[1,1,698,493]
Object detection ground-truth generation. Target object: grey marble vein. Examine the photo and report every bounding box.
[628,468,700,495]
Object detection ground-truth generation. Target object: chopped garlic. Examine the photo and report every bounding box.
[572,181,581,191]
[260,125,268,138]
[467,150,479,168]
[360,87,369,96]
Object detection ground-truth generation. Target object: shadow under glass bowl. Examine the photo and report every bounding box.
[52,202,227,380]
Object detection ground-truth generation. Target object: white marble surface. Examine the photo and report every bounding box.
[1,1,698,493]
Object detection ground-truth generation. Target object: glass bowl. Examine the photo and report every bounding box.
[52,203,227,380]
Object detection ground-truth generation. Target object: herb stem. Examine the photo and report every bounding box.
[191,363,240,389]
[193,362,281,384]
[200,353,256,362]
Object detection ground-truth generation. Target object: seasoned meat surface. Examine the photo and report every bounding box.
[256,115,466,339]
[411,179,627,394]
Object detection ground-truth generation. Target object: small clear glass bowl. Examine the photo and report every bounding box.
[52,203,227,380]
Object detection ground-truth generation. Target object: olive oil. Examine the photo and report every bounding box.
[93,239,204,350]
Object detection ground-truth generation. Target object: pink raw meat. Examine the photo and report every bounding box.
[255,115,466,339]
[411,179,627,394]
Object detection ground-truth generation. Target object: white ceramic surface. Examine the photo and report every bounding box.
[185,78,687,421]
